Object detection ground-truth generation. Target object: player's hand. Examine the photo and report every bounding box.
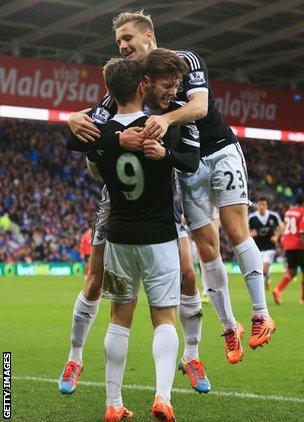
[141,115,169,141]
[68,111,100,143]
[119,127,144,151]
[143,139,166,160]
[271,235,278,244]
[251,229,258,237]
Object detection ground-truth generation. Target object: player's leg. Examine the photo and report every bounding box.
[220,204,275,348]
[263,262,271,289]
[140,240,180,419]
[191,238,209,302]
[300,253,304,304]
[259,250,275,290]
[213,143,275,349]
[178,165,243,364]
[192,222,244,364]
[104,301,136,422]
[103,241,140,421]
[273,250,298,304]
[150,306,178,421]
[178,233,211,393]
[58,196,108,394]
[300,267,304,304]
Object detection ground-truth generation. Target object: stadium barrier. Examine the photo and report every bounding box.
[0,262,285,277]
[0,263,84,276]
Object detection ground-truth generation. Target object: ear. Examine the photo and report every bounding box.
[145,29,154,44]
[138,81,144,97]
[143,75,151,88]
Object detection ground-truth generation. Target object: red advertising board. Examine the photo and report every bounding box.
[212,80,304,132]
[0,54,106,111]
[1,53,304,132]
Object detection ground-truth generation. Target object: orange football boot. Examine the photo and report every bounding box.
[249,315,276,349]
[178,359,211,393]
[104,406,133,422]
[58,360,83,394]
[222,322,244,364]
[151,396,176,422]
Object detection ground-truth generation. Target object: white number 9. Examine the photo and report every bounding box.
[116,153,144,201]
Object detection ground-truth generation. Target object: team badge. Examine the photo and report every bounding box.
[189,71,206,86]
[92,107,110,124]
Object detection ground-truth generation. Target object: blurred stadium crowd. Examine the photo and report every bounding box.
[0,119,303,263]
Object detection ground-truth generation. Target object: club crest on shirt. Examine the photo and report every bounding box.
[92,107,111,124]
[189,71,205,86]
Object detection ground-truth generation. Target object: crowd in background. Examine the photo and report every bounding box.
[0,119,99,263]
[0,119,303,263]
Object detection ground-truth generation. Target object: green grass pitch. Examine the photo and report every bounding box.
[1,273,303,421]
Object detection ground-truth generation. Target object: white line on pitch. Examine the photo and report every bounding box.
[11,376,304,404]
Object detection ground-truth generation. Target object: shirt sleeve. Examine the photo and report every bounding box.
[66,94,117,152]
[177,50,209,98]
[272,212,283,225]
[163,125,199,173]
[66,128,120,152]
[299,212,304,234]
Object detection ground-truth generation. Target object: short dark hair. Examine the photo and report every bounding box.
[103,58,143,106]
[258,196,268,203]
[295,194,304,205]
[143,48,189,81]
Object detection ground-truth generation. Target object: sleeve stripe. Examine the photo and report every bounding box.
[173,100,187,107]
[185,123,198,131]
[271,211,283,224]
[186,87,208,98]
[175,50,201,70]
[182,137,200,147]
[102,94,113,108]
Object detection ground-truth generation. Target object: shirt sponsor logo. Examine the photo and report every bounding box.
[189,71,205,86]
[92,107,110,124]
[187,124,199,139]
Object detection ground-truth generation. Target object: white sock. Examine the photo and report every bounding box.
[68,292,100,363]
[201,256,237,330]
[178,291,202,361]
[104,323,130,409]
[153,324,178,404]
[234,237,269,317]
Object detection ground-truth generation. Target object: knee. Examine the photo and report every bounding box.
[226,225,248,246]
[182,266,196,286]
[83,273,102,300]
[197,243,218,262]
[288,269,297,279]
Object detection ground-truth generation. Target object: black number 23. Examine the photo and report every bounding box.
[224,170,245,190]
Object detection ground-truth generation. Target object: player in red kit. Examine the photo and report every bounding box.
[273,194,304,304]
[80,228,92,275]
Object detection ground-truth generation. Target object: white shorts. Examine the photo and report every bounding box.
[91,186,110,246]
[103,240,181,307]
[178,143,249,230]
[261,250,276,265]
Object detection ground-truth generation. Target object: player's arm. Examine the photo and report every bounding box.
[143,124,200,172]
[143,51,209,140]
[67,126,144,152]
[67,94,143,150]
[85,157,104,183]
[248,215,258,237]
[68,108,101,142]
[271,213,284,244]
[299,214,304,247]
[250,228,258,237]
